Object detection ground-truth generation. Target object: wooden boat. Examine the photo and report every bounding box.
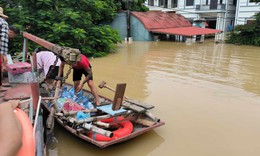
[17,32,165,148]
[40,82,165,148]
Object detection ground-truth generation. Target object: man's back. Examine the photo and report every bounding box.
[36,51,61,76]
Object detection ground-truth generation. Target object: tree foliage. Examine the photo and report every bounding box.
[121,0,149,12]
[1,0,124,57]
[226,12,260,46]
[226,1,260,46]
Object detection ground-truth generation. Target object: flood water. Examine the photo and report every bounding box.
[48,41,260,156]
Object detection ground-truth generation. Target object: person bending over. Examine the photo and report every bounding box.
[36,50,61,87]
[58,54,100,106]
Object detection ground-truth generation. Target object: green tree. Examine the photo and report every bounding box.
[120,0,149,11]
[1,0,122,57]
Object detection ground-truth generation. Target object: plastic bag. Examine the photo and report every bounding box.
[76,111,90,120]
[75,96,89,107]
[57,98,66,111]
[58,85,93,110]
[62,99,85,111]
[68,87,83,97]
[84,102,94,110]
[60,86,73,99]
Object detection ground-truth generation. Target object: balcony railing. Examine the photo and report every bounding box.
[196,4,226,11]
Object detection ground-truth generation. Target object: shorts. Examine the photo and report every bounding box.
[73,65,93,82]
[46,66,60,79]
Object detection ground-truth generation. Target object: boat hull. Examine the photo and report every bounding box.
[41,84,165,148]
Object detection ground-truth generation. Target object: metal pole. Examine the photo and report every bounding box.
[127,0,131,40]
[22,38,28,62]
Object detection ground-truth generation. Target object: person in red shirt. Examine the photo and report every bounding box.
[58,54,100,106]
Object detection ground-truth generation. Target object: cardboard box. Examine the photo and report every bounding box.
[8,71,35,83]
[6,62,32,74]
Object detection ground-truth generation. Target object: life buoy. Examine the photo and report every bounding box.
[14,108,35,156]
[88,116,133,142]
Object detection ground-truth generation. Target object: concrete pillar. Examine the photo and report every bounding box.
[215,13,224,41]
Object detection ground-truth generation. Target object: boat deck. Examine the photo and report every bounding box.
[0,77,32,112]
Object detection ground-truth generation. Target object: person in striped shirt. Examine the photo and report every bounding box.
[0,7,9,89]
[0,8,20,91]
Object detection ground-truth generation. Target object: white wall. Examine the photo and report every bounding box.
[235,0,260,25]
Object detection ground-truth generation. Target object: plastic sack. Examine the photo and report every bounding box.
[57,98,67,111]
[62,99,85,111]
[75,96,89,107]
[76,111,90,120]
[50,88,63,97]
[84,102,94,110]
[59,85,94,110]
[60,86,73,99]
[68,87,83,97]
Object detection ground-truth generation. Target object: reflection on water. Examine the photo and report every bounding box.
[49,41,260,156]
[143,42,260,95]
[48,124,165,156]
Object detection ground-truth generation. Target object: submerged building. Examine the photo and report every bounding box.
[110,11,221,42]
[144,0,260,41]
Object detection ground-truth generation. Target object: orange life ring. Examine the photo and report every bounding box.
[88,116,133,142]
[14,108,35,156]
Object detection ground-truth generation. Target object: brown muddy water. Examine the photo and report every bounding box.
[48,41,260,156]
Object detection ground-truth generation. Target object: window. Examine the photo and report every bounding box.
[171,0,178,8]
[148,0,154,6]
[233,0,237,5]
[247,19,256,25]
[186,0,194,6]
[160,0,164,6]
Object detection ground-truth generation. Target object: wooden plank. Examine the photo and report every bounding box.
[135,118,156,127]
[112,83,126,110]
[125,99,154,110]
[97,104,127,116]
[122,102,146,113]
[23,32,55,51]
[4,84,32,100]
[57,109,98,116]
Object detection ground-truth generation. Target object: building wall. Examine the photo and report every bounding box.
[110,12,154,41]
[176,0,199,20]
[109,12,128,40]
[235,0,260,25]
[130,15,154,41]
[146,0,259,26]
[145,0,238,41]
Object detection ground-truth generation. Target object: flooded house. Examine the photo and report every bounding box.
[144,0,260,41]
[110,11,221,42]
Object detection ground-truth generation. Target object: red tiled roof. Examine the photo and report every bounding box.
[131,11,221,36]
[131,11,191,30]
[151,27,222,36]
